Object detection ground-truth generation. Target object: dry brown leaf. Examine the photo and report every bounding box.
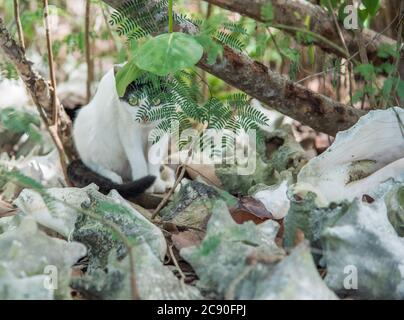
[171,230,205,251]
[0,199,17,218]
[230,196,274,225]
[185,164,222,187]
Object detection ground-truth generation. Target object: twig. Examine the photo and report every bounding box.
[296,13,400,85]
[224,264,254,300]
[85,0,93,103]
[0,17,76,165]
[270,23,350,60]
[354,25,376,106]
[13,0,25,51]
[43,0,58,126]
[151,164,187,219]
[327,0,349,56]
[393,1,404,107]
[100,4,118,52]
[326,0,355,106]
[168,245,186,285]
[42,0,72,187]
[152,137,198,220]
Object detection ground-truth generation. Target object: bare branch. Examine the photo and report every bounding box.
[85,0,94,103]
[0,17,76,182]
[13,0,25,51]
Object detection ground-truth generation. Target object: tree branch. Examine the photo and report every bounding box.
[102,0,365,135]
[0,17,77,163]
[203,0,396,65]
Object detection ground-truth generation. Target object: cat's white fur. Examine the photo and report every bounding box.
[73,67,175,193]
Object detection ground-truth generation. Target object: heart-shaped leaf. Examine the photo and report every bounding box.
[135,32,204,76]
[115,60,143,97]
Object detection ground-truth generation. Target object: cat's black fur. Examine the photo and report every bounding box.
[67,160,156,197]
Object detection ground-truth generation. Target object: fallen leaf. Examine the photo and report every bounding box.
[230,196,274,225]
[172,230,205,251]
[0,199,17,218]
[186,164,222,187]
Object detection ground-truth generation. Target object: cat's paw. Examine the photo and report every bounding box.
[146,178,167,194]
[161,166,176,189]
[108,173,123,184]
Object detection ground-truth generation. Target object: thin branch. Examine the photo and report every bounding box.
[296,13,400,84]
[85,0,93,103]
[327,0,349,56]
[395,1,404,107]
[101,3,118,52]
[152,139,197,219]
[13,0,25,51]
[43,0,71,186]
[152,165,187,219]
[168,245,186,285]
[43,0,58,126]
[354,26,376,106]
[0,17,75,184]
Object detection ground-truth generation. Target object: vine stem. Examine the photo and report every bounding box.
[168,0,173,33]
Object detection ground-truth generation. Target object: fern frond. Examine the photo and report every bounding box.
[216,30,245,51]
[110,0,168,38]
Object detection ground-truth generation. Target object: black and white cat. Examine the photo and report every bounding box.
[70,66,175,195]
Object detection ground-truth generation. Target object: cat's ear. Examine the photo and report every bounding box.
[113,63,125,76]
[113,65,121,76]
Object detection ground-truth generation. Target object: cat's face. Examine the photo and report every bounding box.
[121,97,162,126]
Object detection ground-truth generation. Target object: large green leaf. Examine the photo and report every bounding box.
[115,59,143,97]
[134,32,204,76]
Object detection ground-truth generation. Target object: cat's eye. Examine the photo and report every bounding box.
[152,98,161,105]
[129,97,140,106]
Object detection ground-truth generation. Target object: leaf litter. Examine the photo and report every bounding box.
[1,98,404,300]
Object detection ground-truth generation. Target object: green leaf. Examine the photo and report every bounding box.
[362,0,381,16]
[135,33,204,76]
[382,77,394,98]
[377,44,399,59]
[379,63,395,74]
[354,63,375,81]
[115,60,143,97]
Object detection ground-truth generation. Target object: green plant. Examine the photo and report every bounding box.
[110,0,247,94]
[109,0,267,151]
[0,107,42,142]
